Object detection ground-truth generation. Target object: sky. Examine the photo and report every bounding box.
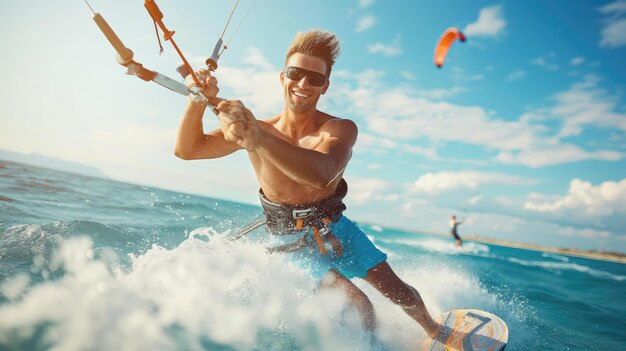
[1,0,625,253]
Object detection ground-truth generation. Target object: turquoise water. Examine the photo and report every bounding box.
[1,160,625,350]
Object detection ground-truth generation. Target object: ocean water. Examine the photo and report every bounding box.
[1,160,625,351]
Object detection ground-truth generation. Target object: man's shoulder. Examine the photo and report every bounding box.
[319,113,358,132]
[263,114,282,125]
[319,116,358,146]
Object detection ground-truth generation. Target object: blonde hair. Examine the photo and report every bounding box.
[285,29,341,77]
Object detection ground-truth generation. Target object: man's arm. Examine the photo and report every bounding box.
[174,70,242,160]
[174,101,241,160]
[254,119,358,189]
[214,99,358,189]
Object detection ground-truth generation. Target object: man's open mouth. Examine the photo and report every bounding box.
[292,91,310,99]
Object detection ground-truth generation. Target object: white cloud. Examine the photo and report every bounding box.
[451,67,485,82]
[367,35,403,56]
[400,198,429,216]
[328,68,625,169]
[356,14,377,32]
[464,74,485,81]
[531,56,559,71]
[216,49,283,118]
[352,132,398,155]
[240,47,274,70]
[357,0,376,9]
[570,57,585,66]
[524,178,626,217]
[463,4,507,37]
[467,195,483,205]
[401,144,439,160]
[90,123,175,165]
[496,144,622,168]
[219,67,283,118]
[599,0,626,14]
[601,21,626,47]
[598,1,626,47]
[510,75,626,168]
[549,75,626,137]
[556,227,611,239]
[334,69,385,89]
[408,171,536,194]
[506,70,526,81]
[415,86,466,100]
[345,176,392,204]
[400,71,415,80]
[352,89,543,150]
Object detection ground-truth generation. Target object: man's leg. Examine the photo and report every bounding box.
[364,261,440,336]
[319,269,377,331]
[453,232,462,246]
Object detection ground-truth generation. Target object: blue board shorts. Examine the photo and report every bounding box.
[272,216,387,280]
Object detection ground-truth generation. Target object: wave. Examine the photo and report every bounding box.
[507,257,626,281]
[0,229,526,351]
[541,252,570,262]
[377,237,490,256]
[1,223,64,256]
[0,220,132,279]
[0,195,15,202]
[8,179,70,194]
[368,225,384,233]
[0,232,378,350]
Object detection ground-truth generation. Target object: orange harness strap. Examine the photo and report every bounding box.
[311,217,333,255]
[311,226,328,255]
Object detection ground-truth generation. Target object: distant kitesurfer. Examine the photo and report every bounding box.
[450,214,464,247]
[175,29,441,338]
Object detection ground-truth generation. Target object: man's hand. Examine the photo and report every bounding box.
[217,99,263,151]
[186,68,221,106]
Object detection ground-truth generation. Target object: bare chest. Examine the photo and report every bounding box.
[297,133,328,150]
[248,130,333,203]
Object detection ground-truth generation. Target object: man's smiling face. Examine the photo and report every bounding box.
[280,53,329,114]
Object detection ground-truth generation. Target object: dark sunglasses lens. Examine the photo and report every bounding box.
[308,72,326,86]
[285,67,304,81]
[285,67,326,87]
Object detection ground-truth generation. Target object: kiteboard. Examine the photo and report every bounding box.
[422,309,508,351]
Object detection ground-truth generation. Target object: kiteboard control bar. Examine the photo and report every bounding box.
[83,0,219,115]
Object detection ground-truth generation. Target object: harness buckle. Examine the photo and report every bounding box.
[292,208,314,219]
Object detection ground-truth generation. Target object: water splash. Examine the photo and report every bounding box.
[0,232,385,350]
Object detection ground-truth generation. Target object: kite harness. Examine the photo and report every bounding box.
[229,180,349,255]
[258,179,348,255]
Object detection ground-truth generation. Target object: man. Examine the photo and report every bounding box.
[175,29,440,337]
[450,214,464,247]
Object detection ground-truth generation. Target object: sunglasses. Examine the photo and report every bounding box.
[283,66,327,87]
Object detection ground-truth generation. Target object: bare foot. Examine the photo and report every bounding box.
[426,321,443,339]
[430,325,454,344]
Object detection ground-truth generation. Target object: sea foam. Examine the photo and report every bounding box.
[0,228,528,350]
[0,231,379,350]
